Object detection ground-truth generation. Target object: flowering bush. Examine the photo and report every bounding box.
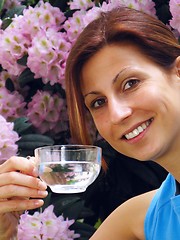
[0,114,19,163]
[169,0,180,34]
[0,0,180,239]
[18,205,80,240]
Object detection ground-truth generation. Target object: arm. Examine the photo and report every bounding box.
[0,156,47,239]
[90,190,156,240]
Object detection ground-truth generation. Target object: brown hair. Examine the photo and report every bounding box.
[65,7,180,148]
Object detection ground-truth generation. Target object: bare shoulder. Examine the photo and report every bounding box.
[90,189,157,240]
[124,189,157,239]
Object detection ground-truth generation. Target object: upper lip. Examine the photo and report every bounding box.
[121,118,152,138]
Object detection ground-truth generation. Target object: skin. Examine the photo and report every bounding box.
[80,43,180,239]
[0,156,47,239]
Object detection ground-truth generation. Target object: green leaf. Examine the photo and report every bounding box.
[17,134,54,150]
[18,68,35,87]
[5,78,15,92]
[49,0,68,10]
[52,195,80,208]
[17,54,28,66]
[77,206,95,219]
[0,0,5,12]
[94,218,102,229]
[4,5,26,19]
[73,221,96,232]
[1,18,12,30]
[52,196,82,218]
[72,221,96,239]
[78,238,93,240]
[13,117,32,135]
[57,199,85,220]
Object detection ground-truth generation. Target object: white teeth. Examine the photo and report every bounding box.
[132,129,139,136]
[125,120,152,140]
[129,132,134,139]
[137,126,143,133]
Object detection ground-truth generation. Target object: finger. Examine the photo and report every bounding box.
[28,156,39,175]
[29,156,38,165]
[0,156,36,176]
[0,199,44,213]
[0,185,48,199]
[0,171,47,190]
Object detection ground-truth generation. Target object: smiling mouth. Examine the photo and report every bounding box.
[124,118,153,140]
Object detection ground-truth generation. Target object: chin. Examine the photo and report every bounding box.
[126,152,153,161]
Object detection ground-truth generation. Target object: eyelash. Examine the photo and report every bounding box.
[123,79,140,91]
[89,79,140,109]
[90,98,106,109]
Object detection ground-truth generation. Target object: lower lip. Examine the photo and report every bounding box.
[124,124,151,144]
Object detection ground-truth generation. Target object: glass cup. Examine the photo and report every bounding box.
[35,145,102,194]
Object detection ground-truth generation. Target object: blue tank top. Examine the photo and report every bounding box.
[144,174,180,239]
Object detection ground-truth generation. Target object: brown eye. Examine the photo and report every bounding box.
[124,79,139,90]
[91,98,106,109]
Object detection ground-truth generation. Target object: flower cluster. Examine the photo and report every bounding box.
[3,0,22,9]
[0,1,70,135]
[0,115,19,163]
[0,2,67,80]
[27,90,68,134]
[18,205,80,240]
[0,85,26,122]
[169,0,180,34]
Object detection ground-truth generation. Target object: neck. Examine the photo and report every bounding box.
[155,147,180,182]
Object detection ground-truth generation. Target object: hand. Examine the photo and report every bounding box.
[0,156,47,239]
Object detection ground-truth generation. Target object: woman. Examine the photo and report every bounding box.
[0,156,47,238]
[65,6,180,240]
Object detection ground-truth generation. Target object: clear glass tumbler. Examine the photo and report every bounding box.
[35,145,102,193]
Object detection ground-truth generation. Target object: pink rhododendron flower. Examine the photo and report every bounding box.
[107,0,156,16]
[9,1,65,37]
[169,0,180,34]
[0,1,67,87]
[3,0,22,9]
[0,87,26,122]
[64,10,88,44]
[136,0,156,16]
[0,71,7,88]
[65,0,156,44]
[27,30,71,85]
[68,0,95,10]
[27,90,66,134]
[17,205,80,240]
[0,28,29,75]
[0,115,19,163]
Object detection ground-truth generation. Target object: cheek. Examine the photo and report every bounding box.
[93,117,111,139]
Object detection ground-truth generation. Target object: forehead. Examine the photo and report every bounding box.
[81,43,156,82]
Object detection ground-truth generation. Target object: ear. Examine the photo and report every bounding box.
[174,56,180,78]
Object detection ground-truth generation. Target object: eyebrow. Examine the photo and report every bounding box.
[112,66,133,84]
[83,66,134,98]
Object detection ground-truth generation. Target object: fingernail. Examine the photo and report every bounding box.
[38,190,48,196]
[32,167,38,176]
[34,199,44,207]
[38,181,47,190]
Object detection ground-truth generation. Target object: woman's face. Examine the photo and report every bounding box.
[81,43,180,162]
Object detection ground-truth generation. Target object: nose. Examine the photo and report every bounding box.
[108,98,132,124]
